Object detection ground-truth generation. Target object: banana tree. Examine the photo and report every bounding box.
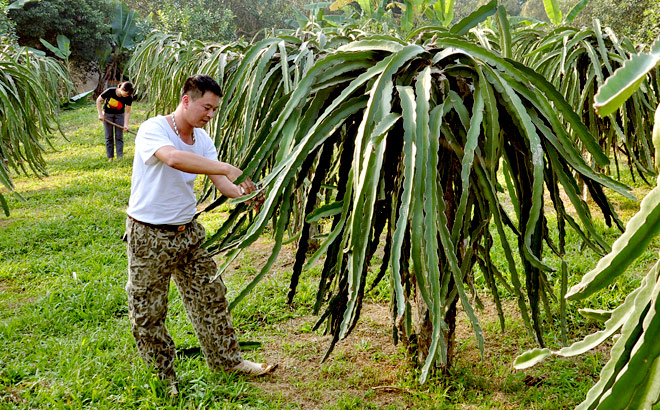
[514,38,660,410]
[94,0,143,97]
[327,0,457,33]
[328,0,389,18]
[540,0,590,25]
[0,44,72,215]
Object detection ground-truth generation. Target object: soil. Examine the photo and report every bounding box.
[258,303,407,409]
[219,238,556,410]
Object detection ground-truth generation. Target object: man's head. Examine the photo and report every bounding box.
[182,74,222,101]
[118,81,134,97]
[180,75,221,127]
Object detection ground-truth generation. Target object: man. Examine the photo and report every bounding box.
[125,74,275,394]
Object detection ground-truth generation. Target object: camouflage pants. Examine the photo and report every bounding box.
[125,217,242,381]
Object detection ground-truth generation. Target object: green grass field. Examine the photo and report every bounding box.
[0,101,655,409]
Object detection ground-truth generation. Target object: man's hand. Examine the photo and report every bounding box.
[209,174,263,212]
[98,113,105,121]
[209,174,255,199]
[237,178,257,197]
[246,189,266,212]
[226,166,258,199]
[225,164,244,182]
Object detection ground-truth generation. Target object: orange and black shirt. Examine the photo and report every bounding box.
[101,88,133,114]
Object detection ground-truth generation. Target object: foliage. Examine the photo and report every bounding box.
[93,0,148,98]
[0,0,17,44]
[508,19,659,181]
[637,0,660,47]
[39,34,70,62]
[223,0,314,37]
[520,0,551,22]
[155,0,236,42]
[122,0,313,40]
[561,0,657,44]
[7,0,111,70]
[515,37,660,410]
[129,27,633,382]
[453,0,523,22]
[323,0,497,35]
[0,44,73,215]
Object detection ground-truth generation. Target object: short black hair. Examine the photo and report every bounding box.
[182,74,222,100]
[119,81,134,95]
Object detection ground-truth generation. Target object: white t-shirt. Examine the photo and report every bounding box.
[126,115,217,225]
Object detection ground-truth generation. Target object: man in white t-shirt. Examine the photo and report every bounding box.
[125,75,275,395]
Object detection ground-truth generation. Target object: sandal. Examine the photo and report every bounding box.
[230,360,278,376]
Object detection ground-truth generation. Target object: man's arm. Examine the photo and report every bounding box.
[154,145,256,194]
[208,174,242,198]
[96,95,104,121]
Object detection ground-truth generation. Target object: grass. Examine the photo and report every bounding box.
[0,101,656,409]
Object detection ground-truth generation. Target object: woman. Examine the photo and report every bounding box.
[96,81,134,161]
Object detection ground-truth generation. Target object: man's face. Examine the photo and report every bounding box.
[184,91,220,127]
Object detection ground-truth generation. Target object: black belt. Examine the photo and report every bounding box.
[128,215,192,232]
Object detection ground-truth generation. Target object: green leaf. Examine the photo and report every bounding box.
[513,348,551,369]
[564,0,589,23]
[594,38,660,117]
[7,0,40,10]
[567,185,660,300]
[542,0,562,25]
[653,102,660,167]
[356,0,371,14]
[391,85,418,319]
[450,0,497,36]
[451,82,484,242]
[229,185,292,310]
[56,34,70,55]
[495,6,511,59]
[39,38,67,60]
[0,192,9,216]
[340,112,400,339]
[304,173,353,271]
[432,0,455,27]
[577,308,612,322]
[305,201,343,223]
[594,275,660,409]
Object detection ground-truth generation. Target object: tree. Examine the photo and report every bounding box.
[520,0,550,22]
[0,0,16,44]
[0,44,73,215]
[124,0,313,39]
[93,0,148,97]
[454,0,523,22]
[561,0,656,43]
[515,38,660,409]
[8,0,111,69]
[155,0,236,42]
[129,27,631,381]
